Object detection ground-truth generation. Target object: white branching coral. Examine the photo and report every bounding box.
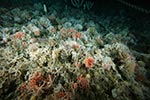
[71,0,84,8]
[0,4,149,100]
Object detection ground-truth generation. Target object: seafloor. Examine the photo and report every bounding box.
[0,1,150,100]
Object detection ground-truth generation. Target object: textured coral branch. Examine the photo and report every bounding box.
[71,0,84,8]
[115,0,150,14]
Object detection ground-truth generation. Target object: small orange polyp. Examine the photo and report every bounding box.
[84,57,94,69]
[13,32,25,39]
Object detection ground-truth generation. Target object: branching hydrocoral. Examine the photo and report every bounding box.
[115,0,150,14]
[0,9,150,100]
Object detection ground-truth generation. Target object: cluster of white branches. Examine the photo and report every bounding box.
[64,0,94,10]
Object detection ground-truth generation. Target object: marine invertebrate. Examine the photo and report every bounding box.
[83,1,94,10]
[16,83,28,99]
[72,82,78,89]
[73,43,80,49]
[84,56,94,69]
[72,32,82,39]
[13,31,25,39]
[27,23,41,36]
[70,0,94,10]
[77,74,89,89]
[33,28,41,36]
[56,91,68,100]
[47,26,56,34]
[102,56,115,71]
[28,72,53,94]
[0,4,149,100]
[71,0,84,8]
[59,27,70,38]
[68,28,77,34]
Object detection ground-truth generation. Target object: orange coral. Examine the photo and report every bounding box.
[28,72,44,93]
[77,74,89,89]
[71,75,90,90]
[84,57,94,69]
[72,82,78,89]
[68,28,77,33]
[13,32,25,39]
[16,83,28,99]
[56,91,67,100]
[73,43,80,49]
[22,42,28,48]
[28,72,52,94]
[17,83,27,93]
[72,32,82,38]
